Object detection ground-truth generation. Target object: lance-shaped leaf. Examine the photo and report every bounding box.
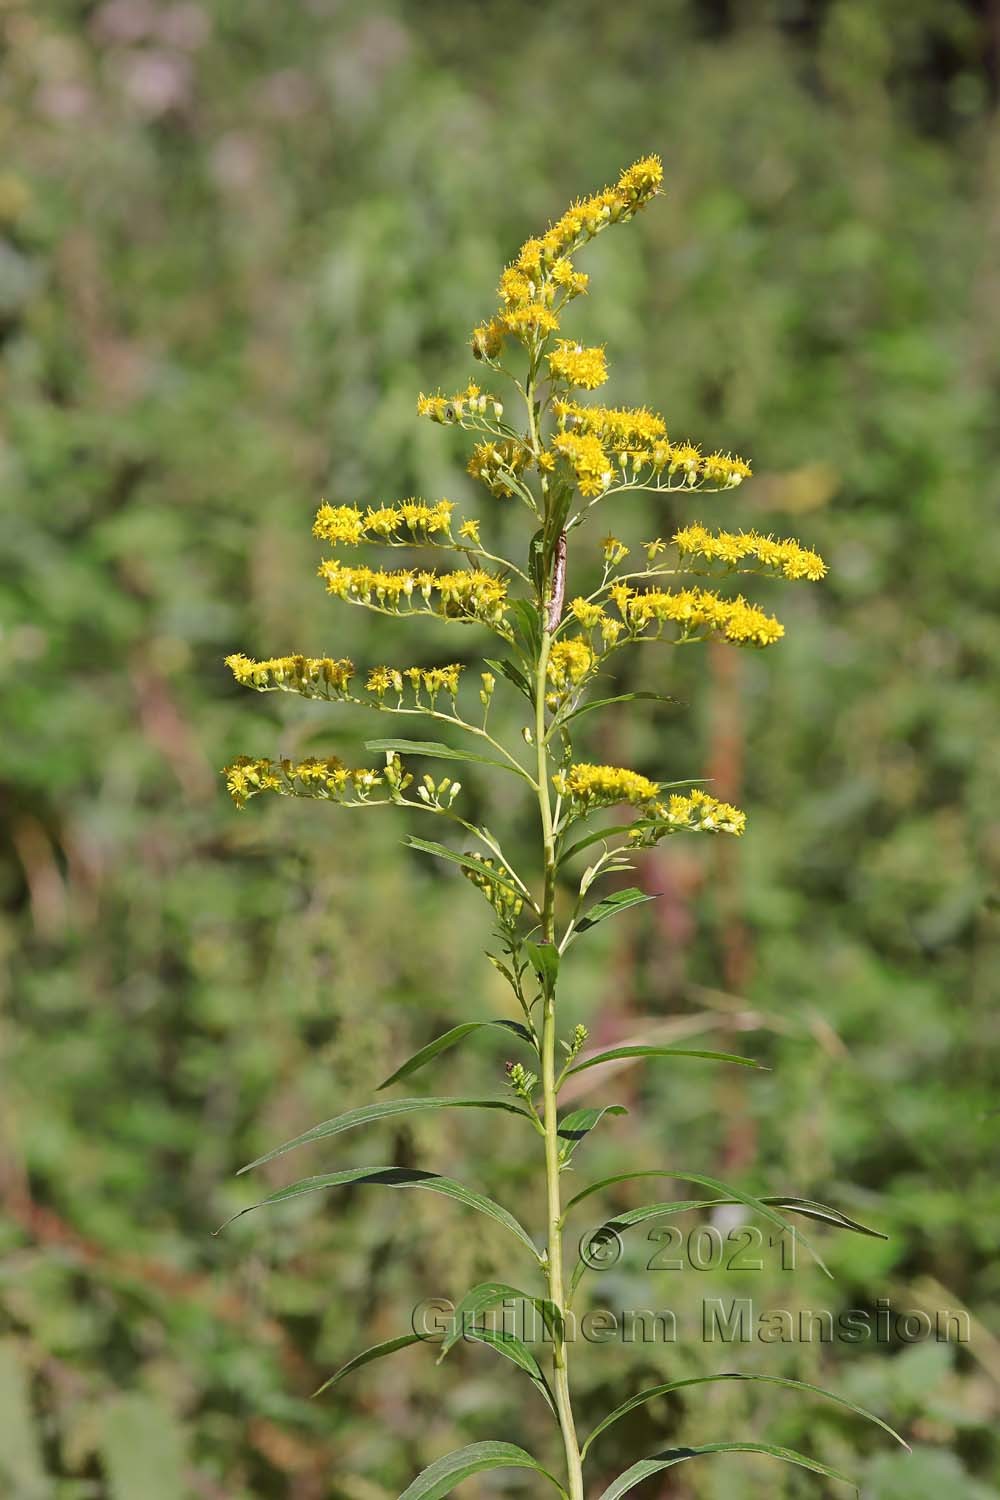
[594,1442,857,1500]
[560,690,677,726]
[378,1020,533,1091]
[401,836,525,898]
[438,1281,563,1361]
[524,939,559,994]
[217,1166,540,1259]
[465,1328,556,1413]
[312,1334,426,1399]
[566,1170,838,1283]
[365,738,519,775]
[238,1098,530,1174]
[566,1046,761,1079]
[557,1104,628,1164]
[483,656,532,700]
[581,1372,909,1459]
[398,1441,563,1500]
[575,888,656,933]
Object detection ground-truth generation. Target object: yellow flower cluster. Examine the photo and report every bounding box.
[552,430,614,498]
[313,499,455,545]
[568,598,625,645]
[553,762,660,810]
[416,382,502,425]
[467,439,530,499]
[319,560,509,627]
[547,340,608,390]
[628,788,747,842]
[553,399,667,449]
[612,583,784,647]
[224,754,410,810]
[471,156,663,360]
[659,789,746,836]
[546,637,595,689]
[672,523,827,580]
[225,653,355,699]
[366,664,464,700]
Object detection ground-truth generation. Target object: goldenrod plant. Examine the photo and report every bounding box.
[222,158,904,1499]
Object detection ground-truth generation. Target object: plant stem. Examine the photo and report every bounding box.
[535,627,586,1500]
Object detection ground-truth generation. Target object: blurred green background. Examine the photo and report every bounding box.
[2,1,998,1497]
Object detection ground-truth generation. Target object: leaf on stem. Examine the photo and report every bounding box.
[566,1169,840,1280]
[560,691,677,726]
[366,738,514,773]
[438,1280,563,1361]
[575,887,656,933]
[565,1046,761,1079]
[581,1372,909,1458]
[557,1104,628,1164]
[401,836,524,897]
[377,1020,533,1091]
[237,1097,531,1174]
[217,1167,540,1259]
[594,1442,857,1500]
[397,1441,563,1500]
[465,1328,557,1412]
[312,1334,426,1398]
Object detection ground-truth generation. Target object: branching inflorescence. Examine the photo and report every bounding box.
[222,158,903,1500]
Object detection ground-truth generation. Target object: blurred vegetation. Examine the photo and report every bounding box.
[2,0,998,1497]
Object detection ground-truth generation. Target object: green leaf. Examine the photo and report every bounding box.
[397,1441,562,1500]
[581,1372,909,1458]
[566,1170,834,1280]
[561,690,677,726]
[557,1104,628,1163]
[465,1328,556,1412]
[238,1097,530,1174]
[217,1166,540,1259]
[509,599,541,656]
[365,738,513,773]
[575,887,656,933]
[313,1334,425,1398]
[594,1442,857,1500]
[558,824,641,867]
[524,939,559,993]
[484,656,532,699]
[401,836,524,896]
[438,1281,564,1361]
[758,1196,887,1238]
[378,1020,533,1091]
[566,1046,761,1079]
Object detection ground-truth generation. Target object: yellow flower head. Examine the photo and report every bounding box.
[547,340,608,390]
[223,753,411,810]
[673,523,826,580]
[467,440,529,499]
[319,560,509,627]
[225,653,355,699]
[628,787,747,842]
[553,762,660,810]
[621,585,784,647]
[554,399,667,449]
[552,430,612,498]
[547,637,595,690]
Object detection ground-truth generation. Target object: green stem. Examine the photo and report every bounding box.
[535,629,585,1500]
